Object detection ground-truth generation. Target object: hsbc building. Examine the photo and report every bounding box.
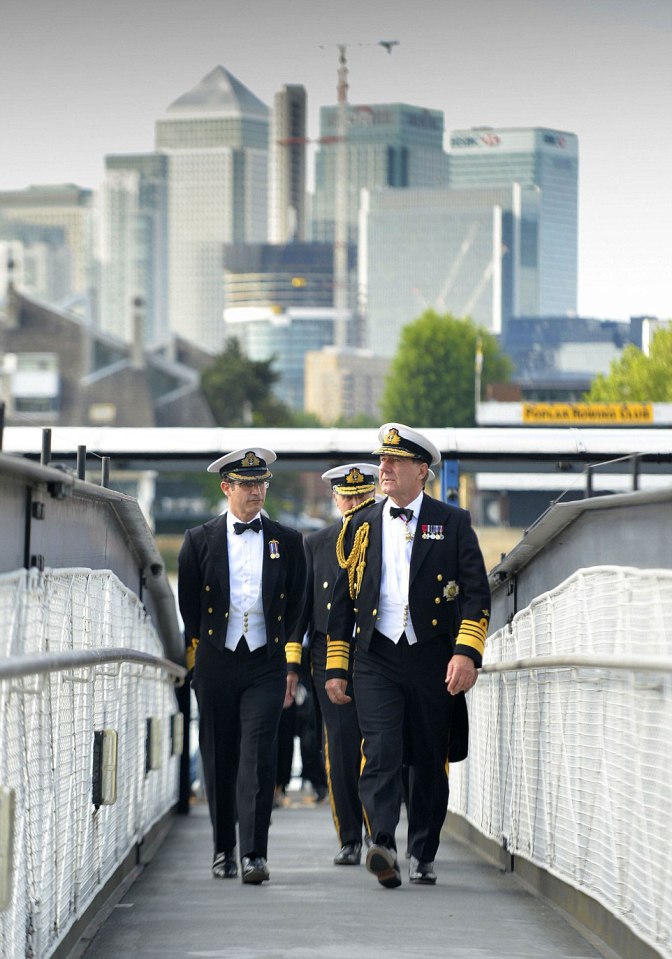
[448,127,578,320]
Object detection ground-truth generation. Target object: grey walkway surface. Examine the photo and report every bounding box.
[83,792,609,959]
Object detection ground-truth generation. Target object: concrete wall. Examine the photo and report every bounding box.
[490,487,672,631]
[0,452,183,661]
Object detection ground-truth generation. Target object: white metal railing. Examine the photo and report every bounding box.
[0,568,185,959]
[449,565,672,959]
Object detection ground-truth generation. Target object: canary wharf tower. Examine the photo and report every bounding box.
[155,66,269,350]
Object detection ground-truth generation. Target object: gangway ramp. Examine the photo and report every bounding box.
[81,795,613,959]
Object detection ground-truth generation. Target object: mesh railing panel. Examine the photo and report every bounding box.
[450,565,672,959]
[0,568,181,959]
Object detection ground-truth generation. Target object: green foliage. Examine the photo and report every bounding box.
[201,338,293,426]
[585,327,672,401]
[332,412,380,428]
[380,310,512,427]
[289,409,324,427]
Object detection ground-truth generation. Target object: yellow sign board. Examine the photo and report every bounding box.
[522,402,654,425]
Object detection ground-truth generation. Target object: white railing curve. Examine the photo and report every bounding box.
[0,567,184,959]
[449,565,672,959]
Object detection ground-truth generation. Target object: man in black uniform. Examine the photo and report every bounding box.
[295,463,379,866]
[325,424,490,888]
[178,447,306,885]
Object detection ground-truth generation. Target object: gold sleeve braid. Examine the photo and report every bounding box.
[455,617,488,658]
[285,640,303,670]
[335,501,374,599]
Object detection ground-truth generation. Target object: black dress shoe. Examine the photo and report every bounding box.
[365,843,402,888]
[241,855,270,884]
[212,852,238,879]
[409,856,437,884]
[334,841,362,866]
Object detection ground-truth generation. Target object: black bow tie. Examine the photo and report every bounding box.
[390,506,413,521]
[233,518,262,535]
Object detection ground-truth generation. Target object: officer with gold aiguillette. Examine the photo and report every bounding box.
[293,462,380,867]
[325,424,490,889]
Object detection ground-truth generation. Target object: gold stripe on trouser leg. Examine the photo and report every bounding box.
[360,739,373,840]
[323,728,341,840]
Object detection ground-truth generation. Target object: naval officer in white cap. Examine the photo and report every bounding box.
[293,463,379,867]
[178,447,306,886]
[325,424,490,889]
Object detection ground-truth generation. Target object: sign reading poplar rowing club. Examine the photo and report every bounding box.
[522,403,654,425]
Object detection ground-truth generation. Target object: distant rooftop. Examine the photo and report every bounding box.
[164,65,268,120]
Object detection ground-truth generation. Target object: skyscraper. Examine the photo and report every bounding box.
[359,185,526,356]
[448,127,578,318]
[0,184,94,311]
[223,242,350,312]
[268,85,307,243]
[312,103,450,244]
[100,154,168,345]
[155,66,269,350]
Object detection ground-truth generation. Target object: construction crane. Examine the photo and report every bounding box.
[277,41,398,348]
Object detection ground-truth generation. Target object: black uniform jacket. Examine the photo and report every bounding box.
[293,521,341,645]
[325,494,491,682]
[178,511,307,670]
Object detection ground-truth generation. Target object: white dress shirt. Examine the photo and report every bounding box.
[376,491,425,644]
[225,511,266,651]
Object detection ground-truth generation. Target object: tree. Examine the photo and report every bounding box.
[332,412,380,428]
[200,339,313,517]
[585,326,672,401]
[380,310,511,426]
[201,338,292,426]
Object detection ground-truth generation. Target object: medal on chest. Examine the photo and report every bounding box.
[421,524,444,540]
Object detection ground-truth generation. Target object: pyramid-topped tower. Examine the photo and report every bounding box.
[156,66,268,151]
[162,65,268,120]
[155,67,269,350]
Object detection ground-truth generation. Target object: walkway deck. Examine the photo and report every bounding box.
[79,789,612,959]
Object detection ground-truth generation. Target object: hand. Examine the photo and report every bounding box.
[325,678,351,705]
[284,671,299,708]
[185,638,199,672]
[446,654,478,696]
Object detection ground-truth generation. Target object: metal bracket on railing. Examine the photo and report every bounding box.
[91,662,124,680]
[62,667,97,684]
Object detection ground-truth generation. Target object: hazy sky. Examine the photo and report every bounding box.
[2,0,671,321]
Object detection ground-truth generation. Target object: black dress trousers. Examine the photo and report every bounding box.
[311,631,364,846]
[353,631,454,862]
[193,636,286,859]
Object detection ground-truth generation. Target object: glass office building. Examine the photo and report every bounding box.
[223,242,348,311]
[448,127,578,318]
[155,66,269,350]
[268,85,307,243]
[100,154,168,345]
[360,185,537,357]
[0,184,94,308]
[312,103,449,244]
